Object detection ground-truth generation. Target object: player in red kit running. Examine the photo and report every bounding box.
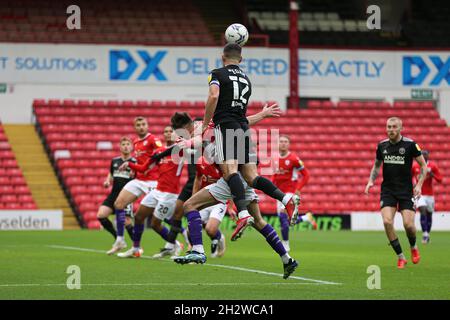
[118,126,185,258]
[272,135,316,252]
[108,116,162,255]
[412,150,443,244]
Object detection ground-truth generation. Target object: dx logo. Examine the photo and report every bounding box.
[109,50,167,81]
[403,55,450,86]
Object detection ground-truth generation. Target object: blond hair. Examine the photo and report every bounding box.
[387,117,403,128]
[120,136,132,144]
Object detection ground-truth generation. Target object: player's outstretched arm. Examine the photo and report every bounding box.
[202,84,220,133]
[414,155,428,197]
[151,145,176,162]
[296,167,310,195]
[122,148,174,174]
[365,159,382,194]
[247,103,281,126]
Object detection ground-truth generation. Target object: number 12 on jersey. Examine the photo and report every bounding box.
[229,76,249,108]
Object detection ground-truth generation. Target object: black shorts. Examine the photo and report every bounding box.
[102,192,133,217]
[380,190,415,211]
[214,121,256,164]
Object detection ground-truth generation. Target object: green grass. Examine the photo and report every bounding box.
[0,229,449,300]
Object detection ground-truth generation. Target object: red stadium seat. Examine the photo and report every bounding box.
[30,97,450,215]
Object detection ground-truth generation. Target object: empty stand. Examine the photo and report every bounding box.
[246,0,449,47]
[0,0,215,46]
[33,99,450,228]
[0,122,37,210]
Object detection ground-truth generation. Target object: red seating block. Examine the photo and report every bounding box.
[29,98,450,216]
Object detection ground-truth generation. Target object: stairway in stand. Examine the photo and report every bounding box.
[3,124,80,229]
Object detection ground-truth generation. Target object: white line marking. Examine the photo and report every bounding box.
[0,282,323,288]
[205,263,341,285]
[47,245,342,285]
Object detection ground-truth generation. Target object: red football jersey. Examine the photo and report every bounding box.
[155,146,184,194]
[412,161,443,196]
[133,133,162,181]
[196,156,222,189]
[272,152,310,194]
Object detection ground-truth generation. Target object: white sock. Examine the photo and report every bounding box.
[423,232,429,237]
[192,245,205,254]
[238,209,250,219]
[281,253,291,264]
[282,240,290,251]
[398,253,406,260]
[281,194,292,206]
[299,215,308,222]
[164,242,175,250]
[116,236,124,242]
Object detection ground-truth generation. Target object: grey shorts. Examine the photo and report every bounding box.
[205,173,259,205]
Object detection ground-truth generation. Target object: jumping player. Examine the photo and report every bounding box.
[412,150,443,244]
[108,117,162,254]
[365,117,427,269]
[96,137,136,253]
[173,151,299,279]
[272,135,316,252]
[168,103,282,244]
[201,43,300,241]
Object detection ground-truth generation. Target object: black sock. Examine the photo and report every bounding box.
[98,217,117,239]
[126,224,134,241]
[407,234,417,248]
[226,173,247,212]
[389,238,403,255]
[167,219,182,243]
[252,176,285,202]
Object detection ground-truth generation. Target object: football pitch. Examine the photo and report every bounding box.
[0,229,449,300]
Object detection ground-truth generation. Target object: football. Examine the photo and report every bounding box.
[224,23,249,46]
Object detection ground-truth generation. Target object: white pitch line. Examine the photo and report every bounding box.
[0,282,323,288]
[47,245,342,286]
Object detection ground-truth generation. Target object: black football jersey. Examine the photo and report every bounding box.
[208,64,252,125]
[376,136,422,193]
[110,156,137,194]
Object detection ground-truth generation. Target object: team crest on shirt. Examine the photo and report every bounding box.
[399,147,405,155]
[285,160,290,165]
[143,141,148,146]
[156,140,162,147]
